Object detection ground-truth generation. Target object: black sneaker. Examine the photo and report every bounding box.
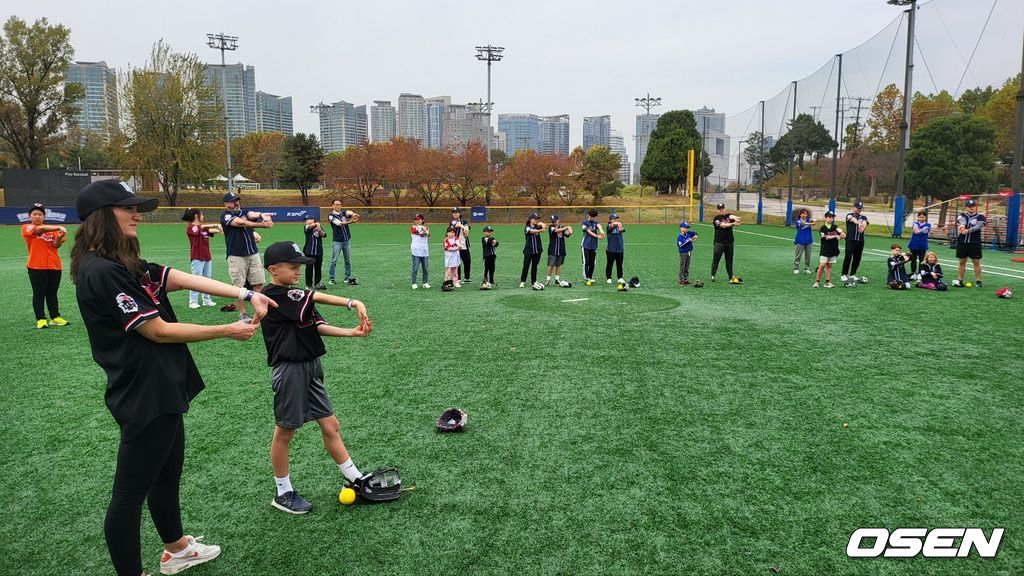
[315,282,327,290]
[271,490,313,514]
[974,280,983,288]
[346,278,359,285]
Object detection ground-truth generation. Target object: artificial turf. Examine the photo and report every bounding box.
[1,219,1021,575]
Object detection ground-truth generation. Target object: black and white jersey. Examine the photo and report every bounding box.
[956,212,986,245]
[260,284,327,366]
[845,212,869,242]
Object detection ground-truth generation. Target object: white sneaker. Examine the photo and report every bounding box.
[545,278,551,286]
[422,283,431,289]
[793,269,800,275]
[454,281,462,288]
[805,269,813,274]
[606,278,612,284]
[412,284,418,289]
[188,302,200,309]
[520,282,526,288]
[811,282,819,288]
[159,535,221,575]
[202,300,217,307]
[840,275,848,282]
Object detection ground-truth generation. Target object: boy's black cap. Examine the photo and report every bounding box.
[482,225,493,232]
[264,241,314,268]
[716,203,726,209]
[76,179,159,219]
[965,199,977,207]
[824,211,836,218]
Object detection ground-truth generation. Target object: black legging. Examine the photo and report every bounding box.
[582,248,596,279]
[842,241,864,276]
[305,254,323,287]
[711,243,734,278]
[521,253,542,283]
[458,249,472,280]
[483,255,496,284]
[106,414,185,576]
[605,251,623,280]
[909,249,926,274]
[27,268,61,320]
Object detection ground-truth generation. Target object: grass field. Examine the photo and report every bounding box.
[2,219,1022,575]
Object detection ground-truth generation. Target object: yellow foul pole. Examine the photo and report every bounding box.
[687,149,695,222]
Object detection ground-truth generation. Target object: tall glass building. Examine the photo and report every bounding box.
[609,130,630,184]
[64,61,118,142]
[397,93,426,143]
[318,101,368,153]
[203,63,257,139]
[538,115,570,157]
[634,113,660,183]
[583,115,611,151]
[497,113,539,155]
[255,92,293,135]
[371,100,397,143]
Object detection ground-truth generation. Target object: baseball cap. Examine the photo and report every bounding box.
[824,211,836,218]
[76,179,159,219]
[679,221,690,228]
[29,202,46,213]
[452,207,462,213]
[550,214,560,222]
[716,203,725,209]
[853,201,863,209]
[264,241,314,267]
[414,213,424,220]
[529,212,539,219]
[965,199,977,207]
[609,212,619,219]
[223,192,240,202]
[482,225,494,232]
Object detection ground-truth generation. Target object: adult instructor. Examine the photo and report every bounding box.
[953,199,986,287]
[71,179,276,576]
[221,192,273,322]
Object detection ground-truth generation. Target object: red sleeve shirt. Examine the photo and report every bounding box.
[185,224,213,261]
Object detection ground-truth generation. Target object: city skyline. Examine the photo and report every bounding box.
[19,0,1021,178]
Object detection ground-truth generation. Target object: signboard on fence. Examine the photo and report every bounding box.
[0,206,80,225]
[470,206,487,222]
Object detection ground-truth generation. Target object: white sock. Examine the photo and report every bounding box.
[555,275,560,281]
[274,475,293,496]
[546,275,551,281]
[339,458,361,482]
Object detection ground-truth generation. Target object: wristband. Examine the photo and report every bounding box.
[239,287,254,301]
[347,299,354,310]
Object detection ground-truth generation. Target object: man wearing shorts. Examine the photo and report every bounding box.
[221,192,273,321]
[952,199,986,287]
[546,214,568,286]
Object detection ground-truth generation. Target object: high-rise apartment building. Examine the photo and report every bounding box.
[609,130,630,184]
[397,93,426,142]
[255,92,293,135]
[425,96,449,149]
[370,100,397,143]
[498,114,539,155]
[538,115,570,156]
[317,101,368,154]
[634,113,660,184]
[694,107,730,189]
[583,115,611,151]
[203,63,257,139]
[64,61,118,141]
[443,103,491,148]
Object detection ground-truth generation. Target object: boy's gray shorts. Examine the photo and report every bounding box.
[271,358,334,429]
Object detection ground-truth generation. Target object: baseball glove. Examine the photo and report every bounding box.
[436,407,467,432]
[348,467,402,502]
[694,280,704,288]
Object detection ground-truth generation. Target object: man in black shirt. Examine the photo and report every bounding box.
[711,203,742,283]
[952,199,987,287]
[841,201,869,283]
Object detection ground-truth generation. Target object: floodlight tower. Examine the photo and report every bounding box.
[207,33,239,193]
[888,0,916,237]
[634,93,661,188]
[476,45,504,192]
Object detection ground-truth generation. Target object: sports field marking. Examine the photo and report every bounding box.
[561,298,590,303]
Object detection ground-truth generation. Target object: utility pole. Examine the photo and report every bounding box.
[810,106,822,122]
[207,33,238,194]
[476,45,504,198]
[758,101,765,224]
[829,53,843,214]
[890,0,917,237]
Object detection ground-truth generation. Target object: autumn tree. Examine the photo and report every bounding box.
[281,133,324,205]
[0,16,83,168]
[976,74,1020,164]
[121,40,219,206]
[866,83,903,153]
[411,147,449,207]
[231,131,285,186]
[445,141,488,206]
[382,137,420,204]
[572,145,621,204]
[323,142,386,206]
[910,90,960,133]
[495,150,568,206]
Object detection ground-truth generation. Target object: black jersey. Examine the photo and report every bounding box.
[523,224,543,255]
[845,212,869,242]
[713,214,735,244]
[548,226,566,256]
[482,236,498,258]
[819,223,841,257]
[260,284,327,366]
[75,253,204,439]
[303,224,323,256]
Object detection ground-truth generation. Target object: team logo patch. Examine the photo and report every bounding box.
[116,293,138,313]
[287,289,305,302]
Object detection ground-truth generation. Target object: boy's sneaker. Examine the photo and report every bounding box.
[793,269,800,275]
[411,284,418,289]
[840,275,848,282]
[36,319,48,329]
[422,283,431,289]
[346,278,359,285]
[974,280,983,287]
[824,282,835,288]
[952,279,963,287]
[48,316,69,326]
[329,279,336,285]
[805,269,813,274]
[271,490,313,515]
[315,282,327,290]
[606,278,612,284]
[202,300,217,307]
[159,535,221,575]
[729,277,741,284]
[188,302,200,309]
[811,282,820,288]
[454,281,462,288]
[519,282,526,288]
[710,276,715,282]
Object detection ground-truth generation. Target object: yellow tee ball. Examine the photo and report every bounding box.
[966,282,973,288]
[338,487,356,505]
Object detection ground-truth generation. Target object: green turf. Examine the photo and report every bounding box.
[1,220,1022,575]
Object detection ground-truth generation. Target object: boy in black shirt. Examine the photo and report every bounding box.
[886,243,913,290]
[481,226,498,289]
[812,211,845,288]
[260,241,373,514]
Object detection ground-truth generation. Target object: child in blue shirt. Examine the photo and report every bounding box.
[907,211,931,280]
[677,221,697,285]
[792,208,815,275]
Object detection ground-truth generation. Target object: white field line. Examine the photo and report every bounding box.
[561,298,590,303]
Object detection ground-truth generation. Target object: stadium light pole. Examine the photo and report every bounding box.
[634,93,661,193]
[207,33,238,194]
[889,0,917,238]
[476,45,504,197]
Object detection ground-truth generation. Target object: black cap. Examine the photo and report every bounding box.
[965,199,977,207]
[482,225,494,232]
[716,203,726,209]
[550,214,560,222]
[264,241,314,267]
[223,192,240,202]
[824,211,836,218]
[452,207,462,213]
[29,202,46,213]
[77,179,159,219]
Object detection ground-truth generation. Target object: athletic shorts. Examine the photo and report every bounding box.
[228,254,265,287]
[547,254,566,267]
[819,255,837,264]
[956,242,982,260]
[270,358,333,429]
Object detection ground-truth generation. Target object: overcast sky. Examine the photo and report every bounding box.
[6,0,1021,156]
